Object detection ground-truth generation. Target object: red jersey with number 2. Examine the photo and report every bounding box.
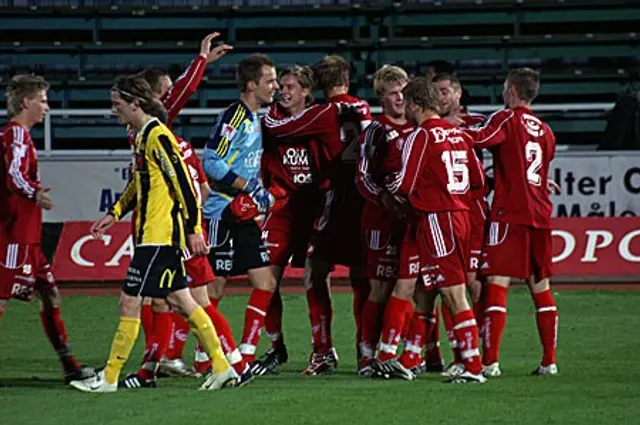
[469,107,555,229]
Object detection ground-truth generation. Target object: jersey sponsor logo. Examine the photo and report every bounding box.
[245,150,262,169]
[376,264,396,279]
[522,113,545,137]
[386,130,400,142]
[282,147,309,167]
[293,173,312,185]
[221,123,238,140]
[430,127,464,144]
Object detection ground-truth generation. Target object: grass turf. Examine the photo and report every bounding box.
[1,289,639,425]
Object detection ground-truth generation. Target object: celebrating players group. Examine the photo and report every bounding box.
[0,31,559,392]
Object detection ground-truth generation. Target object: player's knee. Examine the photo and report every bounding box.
[0,299,8,315]
[249,267,277,292]
[440,285,470,315]
[38,286,61,311]
[488,275,510,288]
[528,277,550,294]
[151,297,170,312]
[119,292,142,317]
[368,279,390,303]
[207,277,226,300]
[392,278,416,300]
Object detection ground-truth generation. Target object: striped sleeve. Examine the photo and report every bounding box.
[355,121,385,203]
[2,126,41,199]
[386,128,429,196]
[206,103,246,159]
[153,131,202,235]
[109,179,137,221]
[466,108,514,148]
[163,55,206,124]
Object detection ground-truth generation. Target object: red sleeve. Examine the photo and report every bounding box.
[2,126,40,200]
[192,155,207,184]
[357,101,373,130]
[356,121,385,203]
[163,55,207,123]
[466,109,514,149]
[386,128,428,196]
[263,104,336,139]
[467,143,485,191]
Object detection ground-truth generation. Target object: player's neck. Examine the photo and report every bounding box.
[12,114,35,131]
[417,110,441,126]
[383,112,407,126]
[325,86,348,99]
[509,99,531,109]
[240,93,261,113]
[130,113,154,134]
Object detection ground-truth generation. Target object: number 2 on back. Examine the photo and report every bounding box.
[525,141,542,186]
[441,150,469,194]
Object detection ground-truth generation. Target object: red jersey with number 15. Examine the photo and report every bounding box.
[468,107,555,229]
[387,118,484,213]
[0,122,43,244]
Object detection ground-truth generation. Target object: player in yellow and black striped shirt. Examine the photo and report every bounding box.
[69,74,238,393]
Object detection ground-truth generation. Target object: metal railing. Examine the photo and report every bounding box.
[0,102,614,157]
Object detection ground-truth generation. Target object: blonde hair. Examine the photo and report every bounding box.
[373,65,408,98]
[5,74,50,118]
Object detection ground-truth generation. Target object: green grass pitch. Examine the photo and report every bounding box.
[1,288,639,425]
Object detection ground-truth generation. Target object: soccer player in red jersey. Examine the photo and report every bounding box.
[380,77,486,383]
[420,73,490,377]
[250,65,324,375]
[127,32,232,379]
[263,56,372,374]
[355,65,421,376]
[0,74,94,384]
[467,68,559,377]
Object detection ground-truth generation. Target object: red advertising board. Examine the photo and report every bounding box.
[52,219,640,282]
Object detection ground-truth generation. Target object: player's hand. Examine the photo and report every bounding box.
[91,214,115,240]
[444,112,465,127]
[35,187,54,210]
[243,178,275,214]
[199,32,233,64]
[188,233,210,257]
[547,179,561,195]
[379,190,408,218]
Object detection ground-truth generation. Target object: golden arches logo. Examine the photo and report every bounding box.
[159,268,176,289]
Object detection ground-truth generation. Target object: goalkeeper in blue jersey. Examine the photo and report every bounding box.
[202,53,279,367]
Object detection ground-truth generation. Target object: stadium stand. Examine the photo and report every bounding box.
[1,0,639,148]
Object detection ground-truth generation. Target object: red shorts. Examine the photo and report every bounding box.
[361,203,420,280]
[468,197,489,272]
[484,221,553,281]
[184,254,215,288]
[417,211,470,290]
[262,191,322,268]
[0,244,56,301]
[310,185,364,267]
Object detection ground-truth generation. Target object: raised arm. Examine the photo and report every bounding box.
[465,108,514,149]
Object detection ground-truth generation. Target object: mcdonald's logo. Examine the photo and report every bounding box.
[159,268,176,289]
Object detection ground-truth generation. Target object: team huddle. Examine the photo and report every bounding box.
[0,32,559,392]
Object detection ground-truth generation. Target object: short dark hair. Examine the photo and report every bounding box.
[236,53,275,92]
[5,74,50,118]
[137,67,169,96]
[403,76,440,113]
[432,73,461,89]
[507,67,540,103]
[112,74,167,119]
[312,55,350,93]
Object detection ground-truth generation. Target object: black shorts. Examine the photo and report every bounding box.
[122,246,187,298]
[206,208,269,277]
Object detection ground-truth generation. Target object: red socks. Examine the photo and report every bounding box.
[39,307,80,374]
[377,296,413,362]
[399,310,428,369]
[140,304,154,345]
[351,278,370,347]
[265,289,285,349]
[307,287,333,354]
[166,312,190,361]
[239,288,273,363]
[204,304,245,374]
[359,300,385,360]
[452,309,482,375]
[533,289,558,366]
[423,310,443,366]
[441,303,463,364]
[139,311,172,380]
[482,283,508,366]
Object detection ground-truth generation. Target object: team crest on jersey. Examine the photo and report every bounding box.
[522,113,545,137]
[386,130,399,142]
[220,123,237,140]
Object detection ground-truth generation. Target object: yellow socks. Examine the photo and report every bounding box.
[188,306,231,374]
[104,316,140,385]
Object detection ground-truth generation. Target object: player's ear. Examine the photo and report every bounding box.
[247,79,257,92]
